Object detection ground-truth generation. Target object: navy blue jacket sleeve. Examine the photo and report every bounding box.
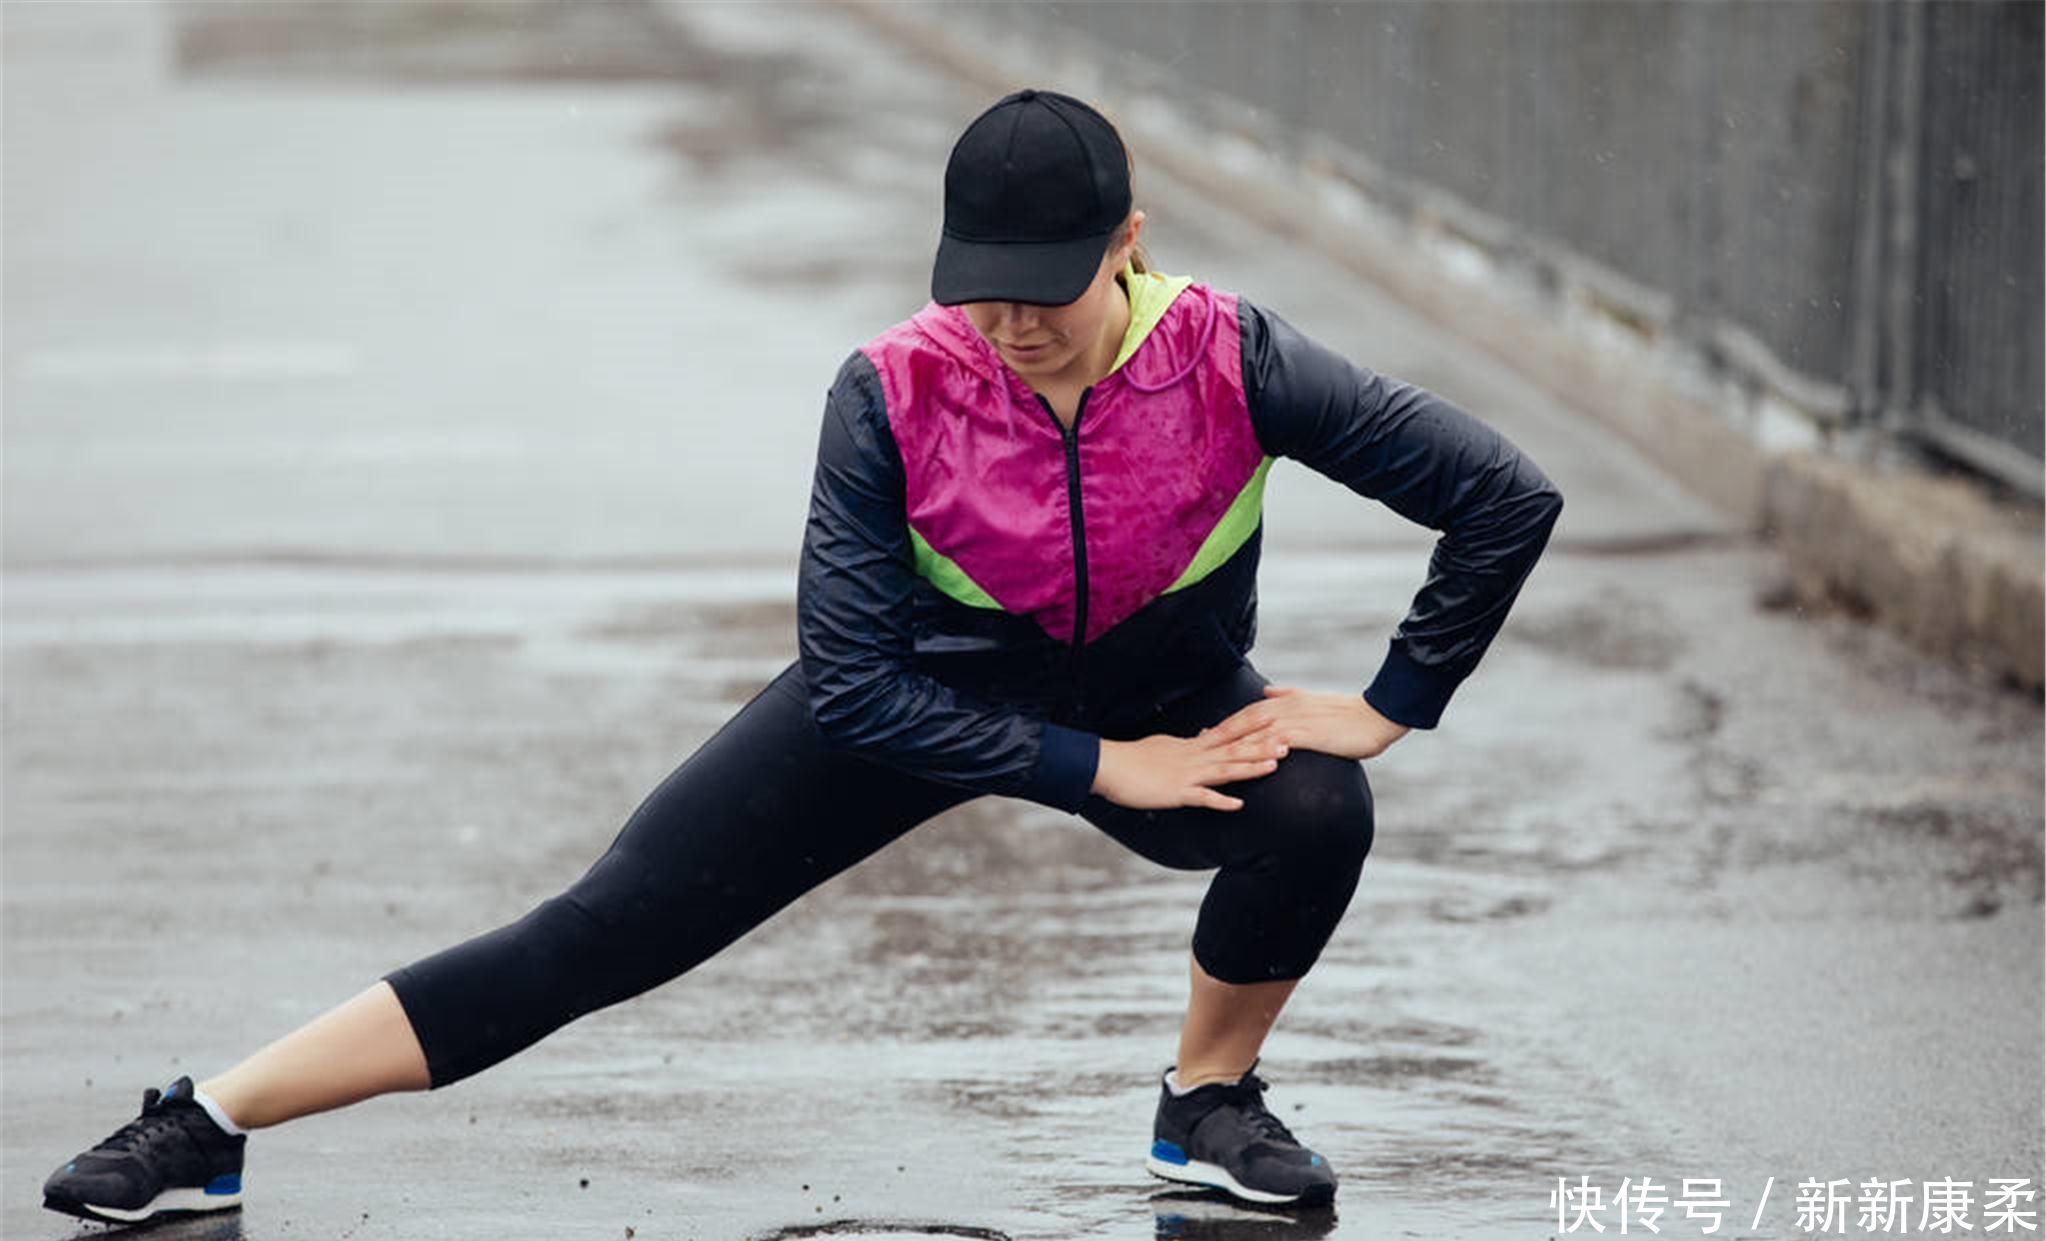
[1239,297,1564,728]
[796,352,1101,811]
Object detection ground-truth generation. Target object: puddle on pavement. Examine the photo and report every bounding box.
[751,1206,1343,1241]
[752,1224,1010,1241]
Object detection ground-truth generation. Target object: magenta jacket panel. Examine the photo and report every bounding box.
[859,283,1261,645]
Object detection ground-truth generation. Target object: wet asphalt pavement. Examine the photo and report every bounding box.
[4,4,2041,1240]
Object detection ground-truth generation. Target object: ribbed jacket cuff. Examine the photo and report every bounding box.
[1018,722,1101,812]
[1362,642,1463,730]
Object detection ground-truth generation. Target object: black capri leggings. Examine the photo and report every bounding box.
[385,660,1375,1087]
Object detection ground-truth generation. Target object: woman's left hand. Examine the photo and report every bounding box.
[1210,685,1412,761]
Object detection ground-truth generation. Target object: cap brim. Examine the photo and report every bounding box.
[931,230,1111,307]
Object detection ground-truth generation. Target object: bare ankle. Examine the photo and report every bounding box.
[195,1077,260,1131]
[1172,1063,1251,1090]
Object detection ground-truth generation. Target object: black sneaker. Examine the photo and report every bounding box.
[42,1076,246,1225]
[1145,1065,1337,1206]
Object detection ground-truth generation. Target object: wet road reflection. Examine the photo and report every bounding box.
[1149,1192,1338,1241]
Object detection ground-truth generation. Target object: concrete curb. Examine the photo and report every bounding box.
[1764,453,2045,689]
[830,0,2044,694]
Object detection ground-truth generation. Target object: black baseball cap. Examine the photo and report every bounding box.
[931,89,1133,307]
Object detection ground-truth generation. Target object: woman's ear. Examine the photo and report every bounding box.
[1123,209,1147,261]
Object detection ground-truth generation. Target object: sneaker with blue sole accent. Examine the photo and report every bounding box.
[1145,1065,1337,1206]
[42,1076,246,1226]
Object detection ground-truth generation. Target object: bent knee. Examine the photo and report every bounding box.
[1248,752,1375,871]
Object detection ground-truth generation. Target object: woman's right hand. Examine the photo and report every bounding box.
[1090,716,1288,811]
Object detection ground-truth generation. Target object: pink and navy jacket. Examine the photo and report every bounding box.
[797,273,1562,813]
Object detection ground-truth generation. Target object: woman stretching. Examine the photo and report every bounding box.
[43,88,1561,1224]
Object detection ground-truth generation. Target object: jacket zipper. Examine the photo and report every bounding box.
[1035,391,1091,687]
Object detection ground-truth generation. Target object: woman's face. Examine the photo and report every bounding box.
[961,212,1144,387]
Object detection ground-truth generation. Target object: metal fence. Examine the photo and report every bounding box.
[971,1,2043,490]
[1907,2,2044,480]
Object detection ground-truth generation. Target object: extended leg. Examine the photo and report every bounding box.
[45,662,972,1225]
[211,662,972,1121]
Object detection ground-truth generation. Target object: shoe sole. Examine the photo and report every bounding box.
[44,1183,243,1225]
[1145,1152,1335,1207]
